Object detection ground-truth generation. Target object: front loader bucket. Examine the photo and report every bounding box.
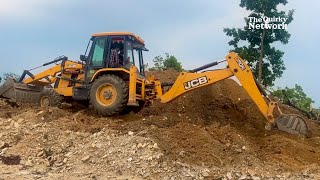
[0,78,43,104]
[276,114,309,136]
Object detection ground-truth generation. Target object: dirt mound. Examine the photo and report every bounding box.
[1,69,320,179]
[145,68,179,83]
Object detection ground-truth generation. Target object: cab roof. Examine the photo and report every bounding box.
[92,32,145,44]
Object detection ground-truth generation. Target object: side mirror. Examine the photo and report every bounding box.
[80,55,87,61]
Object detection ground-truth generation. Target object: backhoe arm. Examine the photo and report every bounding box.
[159,52,276,124]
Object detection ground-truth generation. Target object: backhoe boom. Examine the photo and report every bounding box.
[157,52,308,137]
[159,52,274,123]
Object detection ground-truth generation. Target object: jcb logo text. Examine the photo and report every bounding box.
[184,76,208,90]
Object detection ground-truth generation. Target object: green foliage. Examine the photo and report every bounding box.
[272,84,314,112]
[149,53,182,72]
[224,0,294,86]
[313,108,320,118]
[163,53,182,72]
[150,55,165,71]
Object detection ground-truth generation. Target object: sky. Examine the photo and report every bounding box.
[0,0,319,107]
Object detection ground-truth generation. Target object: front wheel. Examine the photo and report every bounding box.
[90,74,128,116]
[38,88,63,108]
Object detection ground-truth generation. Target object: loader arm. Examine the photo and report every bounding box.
[159,52,276,124]
[23,60,83,86]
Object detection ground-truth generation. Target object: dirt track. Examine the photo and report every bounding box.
[0,70,320,179]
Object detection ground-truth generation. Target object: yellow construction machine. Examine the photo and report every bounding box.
[0,32,308,136]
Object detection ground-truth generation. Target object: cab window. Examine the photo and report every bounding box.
[133,49,140,72]
[91,38,105,67]
[125,42,134,69]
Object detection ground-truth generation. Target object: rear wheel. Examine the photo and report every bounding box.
[90,74,128,115]
[39,88,63,108]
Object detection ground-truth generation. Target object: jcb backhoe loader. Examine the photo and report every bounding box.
[0,32,309,136]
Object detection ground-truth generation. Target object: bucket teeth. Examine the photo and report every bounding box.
[276,114,309,136]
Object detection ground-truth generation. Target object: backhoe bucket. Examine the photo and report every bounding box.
[0,78,43,104]
[276,114,309,136]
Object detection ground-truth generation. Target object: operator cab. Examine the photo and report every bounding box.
[80,32,148,80]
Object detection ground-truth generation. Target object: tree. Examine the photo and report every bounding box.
[313,108,320,119]
[163,53,182,72]
[224,0,294,86]
[150,55,165,71]
[0,73,20,84]
[149,53,182,72]
[272,84,314,112]
[3,73,19,81]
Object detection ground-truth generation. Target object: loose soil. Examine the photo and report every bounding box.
[0,70,319,179]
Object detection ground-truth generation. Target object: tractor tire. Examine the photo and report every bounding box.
[90,74,128,116]
[39,88,63,108]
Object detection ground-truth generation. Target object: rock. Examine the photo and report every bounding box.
[147,144,153,149]
[37,151,44,157]
[128,131,134,136]
[1,147,8,154]
[66,163,74,167]
[137,143,143,149]
[37,111,44,116]
[132,144,137,149]
[96,143,102,148]
[63,158,68,163]
[55,162,64,167]
[239,174,248,180]
[226,172,232,179]
[155,153,163,159]
[80,132,90,138]
[0,142,9,149]
[252,176,261,180]
[25,159,33,167]
[13,122,20,128]
[128,157,133,162]
[235,148,242,153]
[179,151,186,157]
[17,118,24,123]
[81,155,91,162]
[64,152,73,158]
[34,166,47,175]
[153,143,158,149]
[242,146,246,150]
[201,168,210,177]
[265,124,272,131]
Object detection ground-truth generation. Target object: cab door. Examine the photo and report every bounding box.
[85,37,109,81]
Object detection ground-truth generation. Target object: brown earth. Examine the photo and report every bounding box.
[0,70,320,179]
